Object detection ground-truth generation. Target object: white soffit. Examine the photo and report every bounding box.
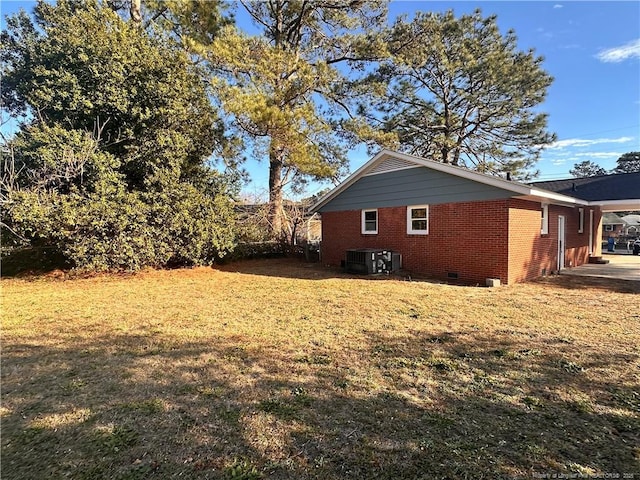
[597,200,640,212]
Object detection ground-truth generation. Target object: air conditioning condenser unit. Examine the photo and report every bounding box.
[345,249,401,274]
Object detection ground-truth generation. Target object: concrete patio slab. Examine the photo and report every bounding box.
[561,253,640,282]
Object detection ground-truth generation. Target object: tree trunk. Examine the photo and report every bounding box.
[130,0,142,24]
[268,143,285,238]
[441,146,450,164]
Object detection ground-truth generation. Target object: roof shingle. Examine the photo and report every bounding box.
[530,172,640,202]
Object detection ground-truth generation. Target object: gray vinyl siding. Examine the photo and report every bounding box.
[319,167,516,212]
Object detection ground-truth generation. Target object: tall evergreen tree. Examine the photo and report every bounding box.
[360,10,556,180]
[1,0,230,192]
[1,0,237,271]
[201,0,388,235]
[570,160,607,178]
[613,152,640,173]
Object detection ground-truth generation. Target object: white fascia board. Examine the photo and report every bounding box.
[527,189,588,205]
[517,194,587,208]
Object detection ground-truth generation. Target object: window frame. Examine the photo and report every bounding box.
[406,205,429,235]
[604,224,614,232]
[361,209,378,235]
[541,203,549,235]
[578,208,584,233]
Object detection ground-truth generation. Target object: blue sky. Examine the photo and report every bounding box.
[2,1,639,199]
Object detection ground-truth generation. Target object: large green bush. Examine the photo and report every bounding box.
[1,1,237,272]
[9,188,234,272]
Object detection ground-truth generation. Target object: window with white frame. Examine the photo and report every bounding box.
[578,208,584,233]
[541,204,549,235]
[407,205,429,234]
[604,224,614,232]
[361,209,378,234]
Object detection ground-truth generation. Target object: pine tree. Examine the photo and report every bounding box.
[613,152,640,173]
[361,10,556,180]
[570,160,607,178]
[203,1,387,235]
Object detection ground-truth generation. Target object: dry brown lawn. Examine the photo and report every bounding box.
[2,259,639,479]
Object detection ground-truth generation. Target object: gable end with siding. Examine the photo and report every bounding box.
[319,166,516,212]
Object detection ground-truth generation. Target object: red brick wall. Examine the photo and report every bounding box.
[321,200,510,285]
[507,199,551,284]
[321,199,601,285]
[506,200,600,283]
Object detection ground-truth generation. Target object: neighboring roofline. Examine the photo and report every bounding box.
[310,149,588,213]
[620,214,640,226]
[602,212,625,225]
[530,171,639,186]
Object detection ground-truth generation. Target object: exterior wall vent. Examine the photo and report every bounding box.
[366,157,419,176]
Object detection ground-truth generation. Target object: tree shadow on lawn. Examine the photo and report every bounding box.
[216,257,389,282]
[216,257,454,286]
[0,246,71,278]
[218,258,640,296]
[2,329,638,480]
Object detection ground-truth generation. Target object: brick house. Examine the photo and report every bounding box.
[312,150,640,285]
[600,212,626,239]
[621,214,640,237]
[532,175,640,245]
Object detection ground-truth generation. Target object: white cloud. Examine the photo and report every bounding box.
[574,151,622,159]
[551,159,566,165]
[596,39,640,63]
[547,136,634,150]
[553,4,563,8]
[536,27,554,39]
